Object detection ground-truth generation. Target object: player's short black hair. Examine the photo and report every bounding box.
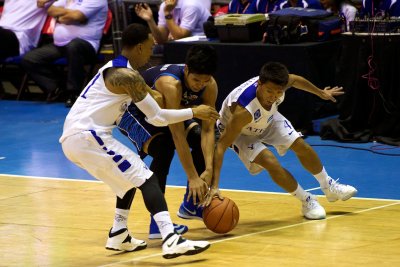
[259,62,289,86]
[185,45,217,75]
[122,23,150,48]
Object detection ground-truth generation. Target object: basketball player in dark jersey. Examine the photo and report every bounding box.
[116,45,218,239]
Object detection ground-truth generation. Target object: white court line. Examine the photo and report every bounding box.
[0,173,399,202]
[98,201,400,267]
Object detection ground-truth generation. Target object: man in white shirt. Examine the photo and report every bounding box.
[0,0,49,61]
[21,0,108,107]
[135,0,211,44]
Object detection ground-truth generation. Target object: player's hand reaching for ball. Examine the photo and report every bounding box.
[201,187,223,207]
[187,177,208,204]
[191,105,220,121]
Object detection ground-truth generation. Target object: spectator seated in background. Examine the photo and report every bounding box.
[203,0,212,11]
[0,0,49,61]
[135,0,210,45]
[21,0,108,107]
[361,0,400,17]
[256,0,280,13]
[320,0,357,31]
[273,0,324,11]
[228,0,258,13]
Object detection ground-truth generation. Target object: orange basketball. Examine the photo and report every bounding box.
[202,197,239,234]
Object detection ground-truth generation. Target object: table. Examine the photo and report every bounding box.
[164,39,342,132]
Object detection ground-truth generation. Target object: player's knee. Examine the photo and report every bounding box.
[291,138,312,155]
[187,124,201,148]
[256,154,281,172]
[150,137,175,159]
[139,174,159,191]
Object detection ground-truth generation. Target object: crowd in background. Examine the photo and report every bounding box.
[1,0,399,106]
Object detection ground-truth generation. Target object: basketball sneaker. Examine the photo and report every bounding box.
[105,228,147,252]
[162,233,210,259]
[149,217,189,239]
[177,202,203,220]
[322,178,358,202]
[302,195,326,220]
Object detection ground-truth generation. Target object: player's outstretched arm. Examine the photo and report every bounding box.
[288,74,344,102]
[105,68,218,126]
[202,105,252,207]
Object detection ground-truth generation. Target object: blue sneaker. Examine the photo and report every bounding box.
[149,217,188,239]
[176,202,203,221]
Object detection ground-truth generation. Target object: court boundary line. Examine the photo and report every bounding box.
[98,201,400,267]
[0,173,399,202]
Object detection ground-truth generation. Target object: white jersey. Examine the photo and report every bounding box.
[218,76,285,136]
[60,56,133,143]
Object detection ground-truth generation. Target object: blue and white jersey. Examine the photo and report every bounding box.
[60,55,132,143]
[256,0,278,13]
[218,76,285,136]
[142,64,205,106]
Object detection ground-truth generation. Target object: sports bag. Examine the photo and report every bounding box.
[265,7,342,44]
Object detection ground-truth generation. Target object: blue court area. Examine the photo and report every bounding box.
[1,100,399,200]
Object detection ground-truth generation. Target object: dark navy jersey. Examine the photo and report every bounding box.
[118,63,205,156]
[141,64,205,106]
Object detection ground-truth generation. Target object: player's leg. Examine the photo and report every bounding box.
[106,187,148,252]
[62,131,147,252]
[177,121,204,220]
[146,133,188,239]
[233,134,325,220]
[289,137,358,202]
[61,131,210,258]
[253,147,326,220]
[107,187,139,248]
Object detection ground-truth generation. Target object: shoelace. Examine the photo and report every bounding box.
[304,195,319,208]
[329,178,346,194]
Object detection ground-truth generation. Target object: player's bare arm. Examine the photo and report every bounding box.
[155,76,208,203]
[104,68,148,102]
[203,105,252,206]
[199,77,218,186]
[288,74,344,102]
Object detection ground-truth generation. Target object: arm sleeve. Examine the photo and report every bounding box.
[134,94,193,126]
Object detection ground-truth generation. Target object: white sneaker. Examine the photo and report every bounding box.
[162,233,210,259]
[105,228,147,252]
[322,178,358,202]
[302,195,326,220]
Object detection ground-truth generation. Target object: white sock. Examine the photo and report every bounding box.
[112,208,129,232]
[290,184,310,202]
[153,211,174,240]
[314,167,331,188]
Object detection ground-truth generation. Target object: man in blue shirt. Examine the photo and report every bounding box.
[228,0,258,13]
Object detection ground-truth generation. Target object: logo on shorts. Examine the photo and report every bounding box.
[248,144,254,150]
[254,109,261,121]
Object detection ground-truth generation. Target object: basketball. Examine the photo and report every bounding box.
[202,197,239,234]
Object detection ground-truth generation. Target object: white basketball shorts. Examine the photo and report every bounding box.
[223,112,301,175]
[61,130,153,198]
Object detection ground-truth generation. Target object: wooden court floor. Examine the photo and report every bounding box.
[1,174,399,267]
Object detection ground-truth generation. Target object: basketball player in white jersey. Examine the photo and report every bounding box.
[204,62,357,220]
[59,24,218,259]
